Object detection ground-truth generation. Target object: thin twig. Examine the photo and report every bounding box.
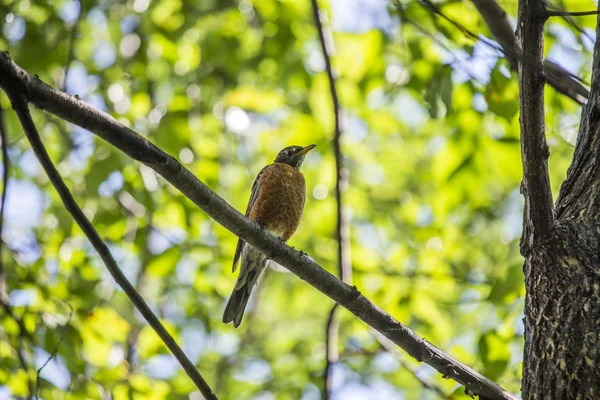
[403,0,589,104]
[468,0,589,104]
[0,54,516,400]
[398,8,481,82]
[547,1,595,44]
[310,2,352,398]
[373,331,452,399]
[62,0,85,91]
[546,9,600,17]
[416,0,505,53]
[36,305,73,399]
[323,304,339,398]
[5,89,219,400]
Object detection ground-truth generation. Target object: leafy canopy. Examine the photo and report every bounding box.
[0,0,594,398]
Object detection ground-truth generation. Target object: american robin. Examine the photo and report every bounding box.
[223,144,316,327]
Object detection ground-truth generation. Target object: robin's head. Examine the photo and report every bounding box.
[274,144,316,169]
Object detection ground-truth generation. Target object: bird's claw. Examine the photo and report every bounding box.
[286,244,307,256]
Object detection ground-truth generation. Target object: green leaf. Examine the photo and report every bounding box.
[146,247,181,277]
[478,332,511,380]
[485,62,519,121]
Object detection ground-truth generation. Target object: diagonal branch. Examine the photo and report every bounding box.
[471,0,589,105]
[546,9,600,17]
[417,0,504,52]
[2,82,218,400]
[416,0,588,104]
[0,52,516,400]
[516,0,555,253]
[310,1,352,398]
[373,330,453,399]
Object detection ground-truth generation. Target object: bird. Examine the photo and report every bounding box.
[223,144,316,328]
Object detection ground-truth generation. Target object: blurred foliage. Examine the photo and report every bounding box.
[0,0,594,398]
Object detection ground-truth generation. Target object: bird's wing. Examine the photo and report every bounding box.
[232,166,268,272]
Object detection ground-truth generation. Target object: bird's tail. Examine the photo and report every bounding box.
[223,244,268,328]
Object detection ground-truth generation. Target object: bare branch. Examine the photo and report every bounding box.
[417,0,504,52]
[398,10,481,82]
[373,331,453,399]
[62,0,86,92]
[323,304,339,399]
[309,0,350,286]
[414,0,589,104]
[0,53,516,400]
[547,2,595,45]
[546,9,600,17]
[516,0,555,251]
[410,0,590,106]
[310,1,352,398]
[470,0,589,104]
[1,80,218,400]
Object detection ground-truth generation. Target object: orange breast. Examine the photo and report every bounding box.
[249,163,306,241]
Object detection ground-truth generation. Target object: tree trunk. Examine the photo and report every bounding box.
[520,6,600,398]
[522,223,600,398]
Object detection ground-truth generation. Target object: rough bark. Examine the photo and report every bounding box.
[522,225,600,398]
[518,2,600,398]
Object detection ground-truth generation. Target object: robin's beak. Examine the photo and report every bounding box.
[297,144,316,156]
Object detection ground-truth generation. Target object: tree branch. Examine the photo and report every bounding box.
[0,52,516,400]
[546,9,600,17]
[372,330,453,399]
[556,9,600,222]
[418,0,504,52]
[310,1,352,398]
[471,0,589,104]
[309,0,351,286]
[1,80,218,400]
[323,303,339,399]
[516,0,555,252]
[398,9,481,82]
[415,0,587,108]
[62,0,85,92]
